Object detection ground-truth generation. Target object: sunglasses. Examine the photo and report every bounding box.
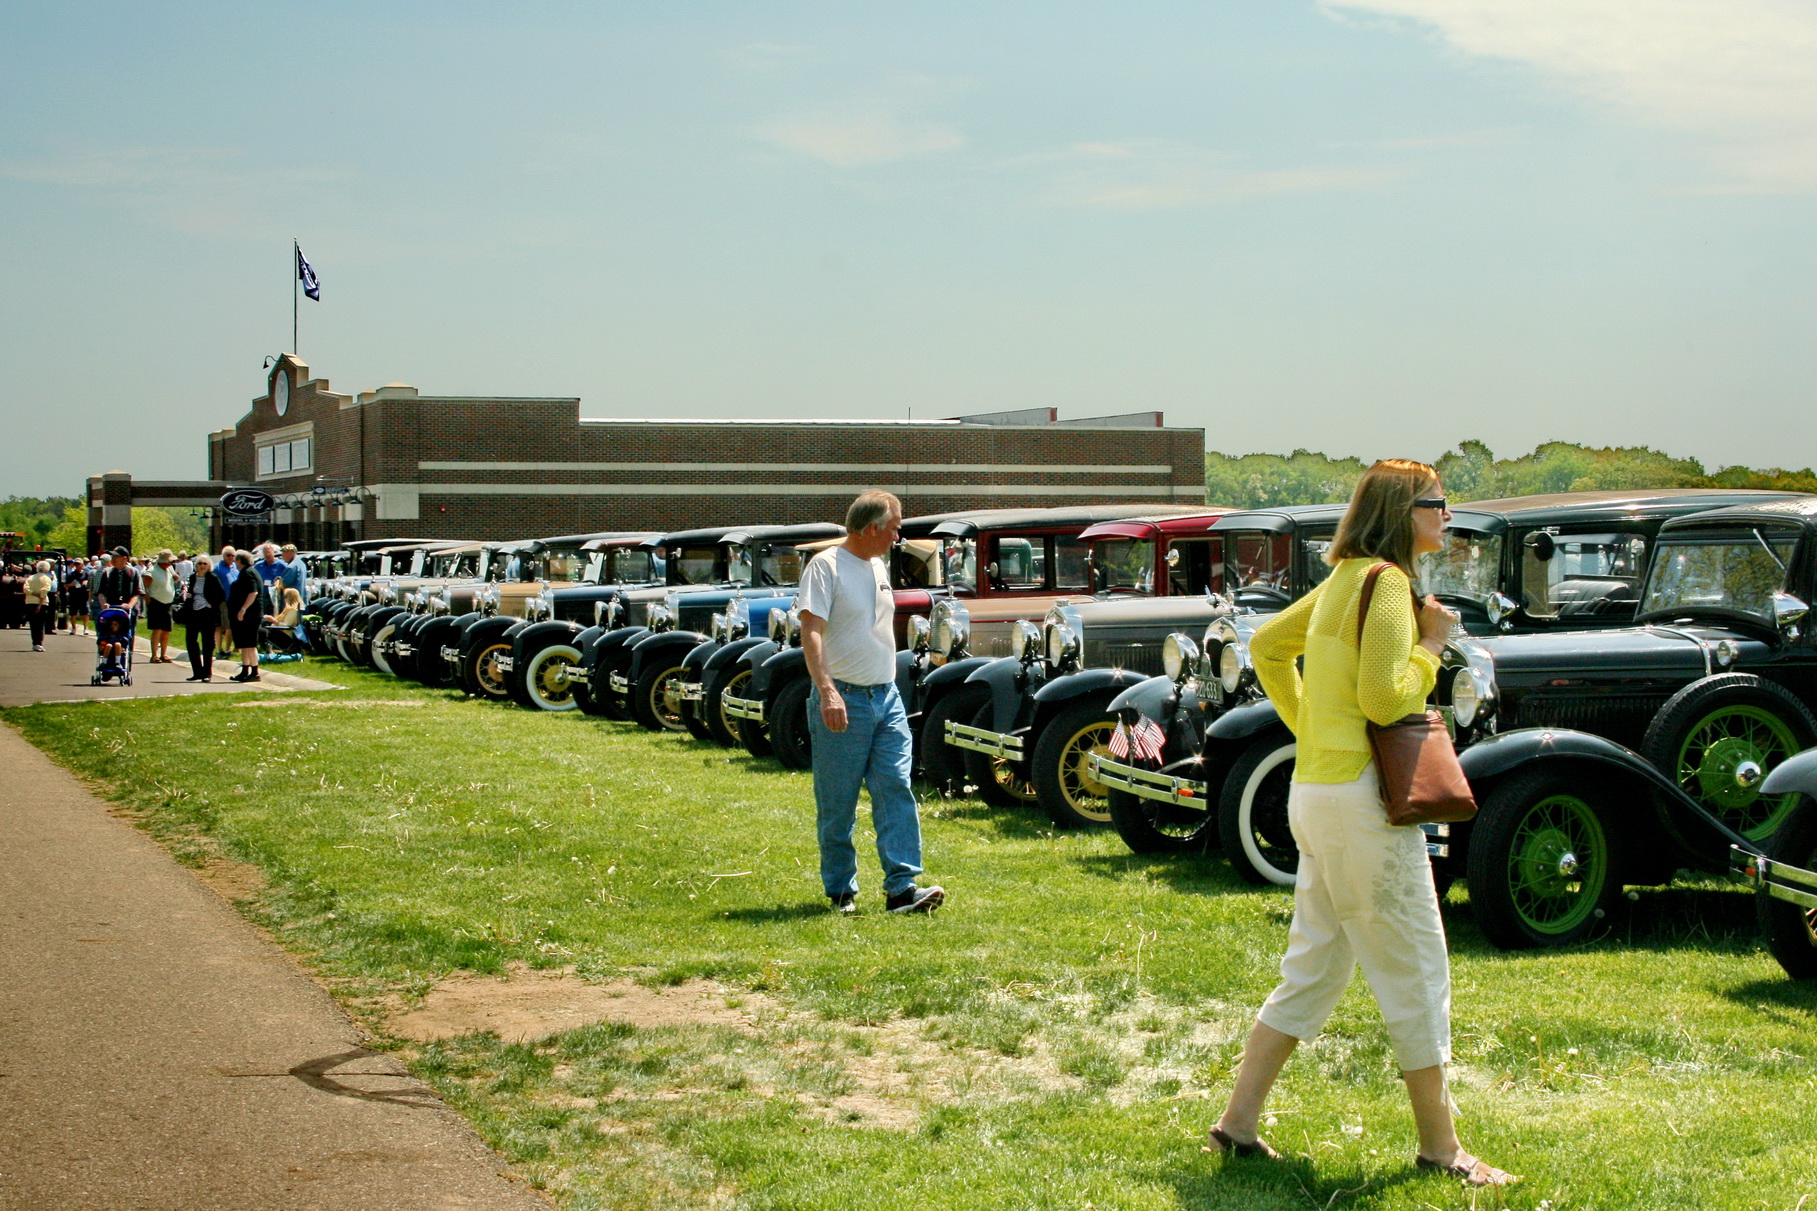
[1413,496,1449,510]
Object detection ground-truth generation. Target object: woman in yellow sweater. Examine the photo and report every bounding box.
[1207,459,1516,1188]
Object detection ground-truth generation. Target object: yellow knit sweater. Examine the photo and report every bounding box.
[1249,557,1440,784]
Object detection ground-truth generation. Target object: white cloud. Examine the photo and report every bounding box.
[751,72,968,168]
[1,146,348,233]
[1025,139,1396,210]
[1324,0,1817,191]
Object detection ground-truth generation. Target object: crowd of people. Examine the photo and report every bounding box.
[3,541,311,682]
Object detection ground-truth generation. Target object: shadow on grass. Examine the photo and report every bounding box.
[1720,977,1817,1019]
[1168,1155,1424,1211]
[1069,850,1258,896]
[720,901,831,925]
[918,795,1057,841]
[1444,882,1764,961]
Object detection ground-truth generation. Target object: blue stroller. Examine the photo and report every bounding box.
[92,606,135,686]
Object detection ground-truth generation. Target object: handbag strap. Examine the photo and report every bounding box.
[1354,561,1422,645]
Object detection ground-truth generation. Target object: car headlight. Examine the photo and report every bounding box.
[908,614,931,653]
[930,599,970,658]
[1163,633,1198,683]
[1045,620,1080,670]
[710,613,727,643]
[1218,639,1249,694]
[377,584,395,604]
[647,603,673,632]
[480,586,500,616]
[604,598,625,630]
[1445,639,1498,729]
[729,597,751,640]
[432,593,449,616]
[1015,618,1042,664]
[1450,666,1481,727]
[785,607,802,645]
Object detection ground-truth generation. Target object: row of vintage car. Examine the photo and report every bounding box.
[292,489,1817,978]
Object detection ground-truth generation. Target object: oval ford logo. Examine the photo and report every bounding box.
[220,488,277,517]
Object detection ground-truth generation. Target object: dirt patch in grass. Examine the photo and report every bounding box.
[388,964,777,1044]
[194,854,268,901]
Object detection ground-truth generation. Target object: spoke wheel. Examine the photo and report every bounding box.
[1467,768,1622,949]
[1643,674,1817,842]
[470,642,513,699]
[1031,701,1118,828]
[704,666,753,747]
[1217,735,1298,885]
[964,699,1039,808]
[1109,750,1224,856]
[1760,802,1817,980]
[632,662,691,732]
[524,643,583,712]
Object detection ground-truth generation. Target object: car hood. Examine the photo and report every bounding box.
[1071,595,1227,628]
[1471,625,1721,679]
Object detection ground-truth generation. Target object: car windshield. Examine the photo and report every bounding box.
[942,538,977,594]
[1225,532,1293,594]
[1640,525,1799,621]
[1089,538,1155,593]
[1419,528,1502,603]
[543,549,587,582]
[756,544,807,587]
[669,545,724,586]
[724,544,755,585]
[605,548,659,584]
[1299,532,1336,589]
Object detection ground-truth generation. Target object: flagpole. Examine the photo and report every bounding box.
[292,239,299,355]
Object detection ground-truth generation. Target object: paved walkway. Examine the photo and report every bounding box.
[0,624,338,707]
[0,662,548,1207]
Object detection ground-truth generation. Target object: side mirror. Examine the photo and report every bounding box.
[1524,531,1555,562]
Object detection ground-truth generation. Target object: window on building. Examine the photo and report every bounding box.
[256,435,313,479]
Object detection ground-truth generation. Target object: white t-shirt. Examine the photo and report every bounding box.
[797,547,896,686]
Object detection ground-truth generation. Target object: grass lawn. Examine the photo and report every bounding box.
[5,656,1816,1210]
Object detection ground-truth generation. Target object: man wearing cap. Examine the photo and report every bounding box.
[144,548,180,664]
[93,547,140,664]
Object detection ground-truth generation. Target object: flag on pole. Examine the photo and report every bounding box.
[296,243,321,301]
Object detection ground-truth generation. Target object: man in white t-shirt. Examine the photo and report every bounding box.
[800,491,945,915]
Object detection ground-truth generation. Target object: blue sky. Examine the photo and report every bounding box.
[4,1,1815,497]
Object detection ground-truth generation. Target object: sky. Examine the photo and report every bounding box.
[3,1,1815,499]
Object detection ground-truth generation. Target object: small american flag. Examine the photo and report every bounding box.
[1109,716,1166,764]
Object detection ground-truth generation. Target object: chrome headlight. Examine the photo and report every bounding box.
[1486,592,1517,627]
[405,592,424,613]
[647,603,674,632]
[523,595,551,623]
[1015,618,1042,664]
[1163,633,1199,683]
[480,585,500,616]
[710,613,727,643]
[908,613,931,654]
[1218,635,1251,695]
[1446,638,1498,729]
[1044,621,1081,669]
[431,592,450,616]
[785,606,802,646]
[768,606,789,644]
[377,584,396,605]
[604,597,625,630]
[1450,666,1481,727]
[929,599,970,658]
[728,597,751,640]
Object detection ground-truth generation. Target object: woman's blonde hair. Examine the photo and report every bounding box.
[283,587,301,606]
[1328,458,1439,574]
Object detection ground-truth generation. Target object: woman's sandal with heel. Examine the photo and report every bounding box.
[1415,1153,1518,1186]
[1204,1126,1282,1160]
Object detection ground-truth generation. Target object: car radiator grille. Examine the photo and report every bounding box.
[1084,641,1161,676]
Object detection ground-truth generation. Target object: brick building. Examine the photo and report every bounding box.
[94,356,1205,551]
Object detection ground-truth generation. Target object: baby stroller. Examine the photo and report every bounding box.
[92,606,135,686]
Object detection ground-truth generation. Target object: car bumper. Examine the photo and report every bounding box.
[722,693,765,723]
[1088,752,1206,805]
[495,655,515,674]
[944,720,1024,760]
[677,680,705,702]
[609,671,630,694]
[1733,845,1817,912]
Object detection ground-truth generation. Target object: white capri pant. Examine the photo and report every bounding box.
[1256,764,1452,1072]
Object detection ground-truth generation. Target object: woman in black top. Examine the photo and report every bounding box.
[227,550,263,682]
[183,555,226,681]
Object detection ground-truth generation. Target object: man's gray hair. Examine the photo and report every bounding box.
[844,490,901,535]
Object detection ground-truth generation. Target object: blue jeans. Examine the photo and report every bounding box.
[808,679,924,899]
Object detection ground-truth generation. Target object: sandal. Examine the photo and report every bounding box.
[1416,1153,1518,1187]
[1204,1126,1282,1160]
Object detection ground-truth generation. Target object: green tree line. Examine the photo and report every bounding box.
[1205,441,1817,510]
[1,496,208,557]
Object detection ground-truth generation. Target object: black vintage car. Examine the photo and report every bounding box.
[1093,489,1806,887]
[1448,494,1817,949]
[1734,747,1817,979]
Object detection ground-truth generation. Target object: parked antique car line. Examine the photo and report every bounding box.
[930,509,1243,827]
[723,504,1208,771]
[1087,489,1808,887]
[1439,493,1817,949]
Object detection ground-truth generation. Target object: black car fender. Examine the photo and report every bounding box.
[704,635,768,674]
[1208,698,1282,742]
[572,624,607,660]
[1028,668,1144,741]
[1458,727,1755,872]
[758,646,809,705]
[588,626,652,677]
[511,619,583,662]
[1109,673,1173,718]
[458,614,518,660]
[1762,747,1817,797]
[962,657,1040,733]
[630,629,708,682]
[681,636,722,675]
[918,655,994,718]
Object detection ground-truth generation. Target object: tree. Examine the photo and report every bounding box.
[45,505,86,553]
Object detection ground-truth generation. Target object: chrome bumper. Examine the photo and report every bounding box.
[441,645,461,664]
[678,680,705,702]
[944,720,1024,760]
[722,693,765,723]
[609,671,630,694]
[394,642,414,658]
[495,655,515,674]
[1088,752,1206,805]
[1733,845,1817,911]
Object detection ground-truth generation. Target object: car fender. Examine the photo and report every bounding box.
[572,624,606,659]
[682,638,722,674]
[758,646,809,704]
[1029,669,1137,740]
[961,657,1040,732]
[919,655,994,716]
[705,635,768,674]
[585,626,650,675]
[458,615,518,658]
[1458,727,1756,867]
[511,620,583,661]
[1762,748,1817,797]
[895,650,918,706]
[1109,673,1175,718]
[630,630,708,681]
[1207,698,1282,742]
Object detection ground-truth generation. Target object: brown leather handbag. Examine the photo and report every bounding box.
[1355,562,1478,826]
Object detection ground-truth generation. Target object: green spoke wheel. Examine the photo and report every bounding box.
[1642,675,1817,844]
[1468,769,1623,949]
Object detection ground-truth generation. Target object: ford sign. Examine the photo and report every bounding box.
[220,488,277,518]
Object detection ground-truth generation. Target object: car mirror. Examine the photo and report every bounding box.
[1773,592,1809,635]
[1523,531,1555,562]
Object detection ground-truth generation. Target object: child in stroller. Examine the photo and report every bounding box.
[93,606,135,686]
